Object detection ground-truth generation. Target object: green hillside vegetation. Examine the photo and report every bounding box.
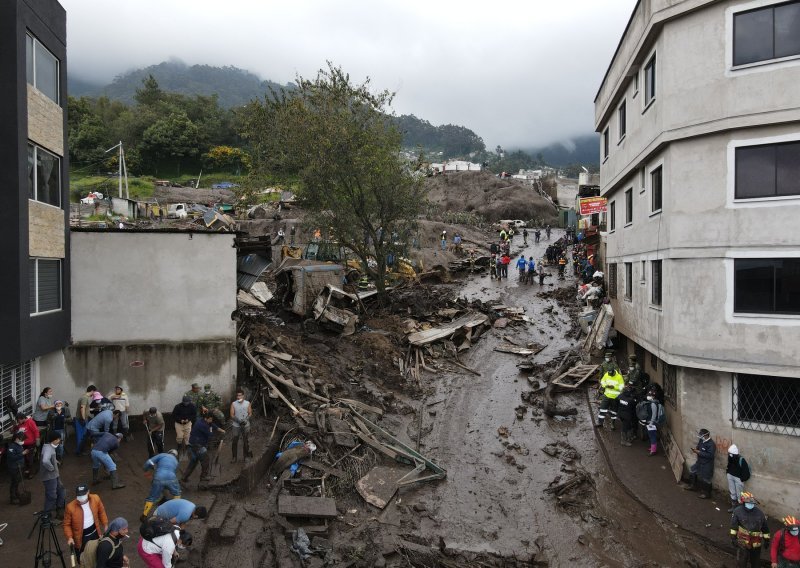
[393,114,485,158]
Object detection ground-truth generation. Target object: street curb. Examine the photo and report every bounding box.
[583,389,735,558]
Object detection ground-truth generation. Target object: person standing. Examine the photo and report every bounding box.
[616,385,637,447]
[171,397,195,458]
[182,415,224,482]
[75,385,96,455]
[289,225,296,246]
[684,428,717,499]
[230,389,252,463]
[184,383,203,413]
[91,432,126,489]
[771,515,800,568]
[16,412,40,476]
[727,444,752,512]
[47,400,70,462]
[516,256,527,281]
[108,386,130,439]
[6,431,28,504]
[40,431,65,518]
[33,387,55,428]
[522,228,528,245]
[637,389,664,456]
[526,257,536,284]
[597,368,624,430]
[500,253,511,278]
[144,407,165,457]
[534,229,541,243]
[96,517,130,568]
[731,492,770,568]
[142,450,181,520]
[625,355,648,401]
[63,484,108,561]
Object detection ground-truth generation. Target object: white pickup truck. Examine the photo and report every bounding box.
[167,203,188,219]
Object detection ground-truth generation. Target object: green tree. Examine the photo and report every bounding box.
[240,64,425,298]
[140,110,200,175]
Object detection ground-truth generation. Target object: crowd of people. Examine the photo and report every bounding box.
[2,380,254,567]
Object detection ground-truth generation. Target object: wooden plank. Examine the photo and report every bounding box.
[493,344,545,356]
[356,465,411,509]
[300,460,345,478]
[551,364,599,389]
[278,495,338,519]
[255,345,294,361]
[662,428,685,483]
[327,416,357,448]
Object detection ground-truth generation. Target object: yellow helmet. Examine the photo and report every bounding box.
[782,515,799,527]
[740,491,756,504]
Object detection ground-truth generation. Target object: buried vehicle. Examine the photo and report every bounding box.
[274,259,365,334]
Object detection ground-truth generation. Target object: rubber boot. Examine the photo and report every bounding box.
[110,470,126,490]
[683,473,698,491]
[649,443,657,456]
[200,458,211,481]
[609,418,616,431]
[92,468,100,485]
[142,500,154,521]
[621,431,632,447]
[728,500,737,513]
[698,481,709,499]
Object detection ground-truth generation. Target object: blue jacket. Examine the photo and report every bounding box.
[87,410,114,433]
[516,258,527,269]
[93,432,120,454]
[527,259,536,271]
[155,499,196,524]
[189,420,216,448]
[145,453,179,481]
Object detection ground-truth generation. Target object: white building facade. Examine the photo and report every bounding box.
[595,0,800,514]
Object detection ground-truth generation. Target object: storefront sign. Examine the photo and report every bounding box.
[579,197,607,215]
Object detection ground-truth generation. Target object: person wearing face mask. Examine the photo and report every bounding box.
[598,351,619,380]
[33,387,55,428]
[95,517,130,568]
[596,367,625,431]
[771,515,800,568]
[726,444,752,512]
[40,431,66,518]
[171,397,196,459]
[230,389,253,463]
[684,428,716,499]
[731,492,770,567]
[47,400,70,463]
[6,430,28,504]
[636,388,665,456]
[63,484,108,560]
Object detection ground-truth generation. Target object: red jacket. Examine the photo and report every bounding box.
[771,528,800,563]
[17,417,40,446]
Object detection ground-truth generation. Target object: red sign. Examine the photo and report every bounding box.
[579,197,607,215]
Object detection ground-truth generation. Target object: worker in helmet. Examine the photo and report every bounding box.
[683,428,716,498]
[771,515,800,568]
[596,367,625,431]
[730,491,770,567]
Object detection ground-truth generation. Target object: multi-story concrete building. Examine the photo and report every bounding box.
[595,0,800,514]
[0,0,70,430]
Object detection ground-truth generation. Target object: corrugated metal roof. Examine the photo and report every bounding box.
[237,254,271,290]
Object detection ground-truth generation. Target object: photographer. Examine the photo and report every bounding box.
[230,389,252,463]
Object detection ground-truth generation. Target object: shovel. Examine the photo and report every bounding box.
[17,466,32,506]
[210,438,225,478]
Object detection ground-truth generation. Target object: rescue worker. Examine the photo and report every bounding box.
[597,367,624,430]
[182,414,224,483]
[198,384,223,423]
[516,256,527,280]
[598,351,619,380]
[142,449,181,521]
[558,255,567,279]
[771,515,800,568]
[731,492,770,568]
[625,355,648,400]
[684,428,716,499]
[526,257,536,284]
[727,444,752,512]
[184,384,203,417]
[522,228,528,244]
[616,385,637,447]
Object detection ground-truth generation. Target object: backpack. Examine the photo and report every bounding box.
[653,402,666,425]
[635,400,666,425]
[739,457,751,482]
[635,401,650,421]
[80,536,119,568]
[140,516,176,543]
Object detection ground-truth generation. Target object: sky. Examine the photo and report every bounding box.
[61,0,635,149]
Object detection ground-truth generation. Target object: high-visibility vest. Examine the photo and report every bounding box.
[600,372,624,399]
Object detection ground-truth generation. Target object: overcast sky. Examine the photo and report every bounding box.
[61,0,634,149]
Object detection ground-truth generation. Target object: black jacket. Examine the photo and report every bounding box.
[617,391,637,421]
[6,443,25,472]
[172,402,196,424]
[727,454,749,479]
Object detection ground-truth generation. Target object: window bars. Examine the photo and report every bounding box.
[733,373,800,436]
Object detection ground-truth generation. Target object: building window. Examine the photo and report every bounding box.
[735,141,800,199]
[734,258,800,315]
[651,260,662,306]
[651,353,659,371]
[618,101,626,140]
[644,54,656,105]
[641,260,646,283]
[639,167,646,192]
[603,127,610,160]
[1,361,33,432]
[651,166,662,212]
[633,71,639,96]
[26,33,59,104]
[733,1,800,67]
[610,201,616,231]
[664,364,677,409]
[734,373,800,436]
[624,262,632,300]
[29,259,62,315]
[27,144,61,207]
[608,263,617,299]
[625,189,633,224]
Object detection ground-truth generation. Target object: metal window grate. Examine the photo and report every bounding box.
[664,364,677,409]
[733,373,800,436]
[608,263,617,298]
[1,361,33,433]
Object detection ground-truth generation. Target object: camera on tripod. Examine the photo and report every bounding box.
[29,510,66,568]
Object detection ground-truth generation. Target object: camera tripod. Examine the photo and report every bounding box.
[27,511,66,568]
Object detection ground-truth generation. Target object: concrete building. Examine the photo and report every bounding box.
[40,229,238,413]
[595,0,800,514]
[0,0,69,430]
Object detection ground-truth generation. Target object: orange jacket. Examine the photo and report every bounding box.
[63,494,108,549]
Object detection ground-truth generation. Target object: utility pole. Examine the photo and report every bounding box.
[104,141,129,199]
